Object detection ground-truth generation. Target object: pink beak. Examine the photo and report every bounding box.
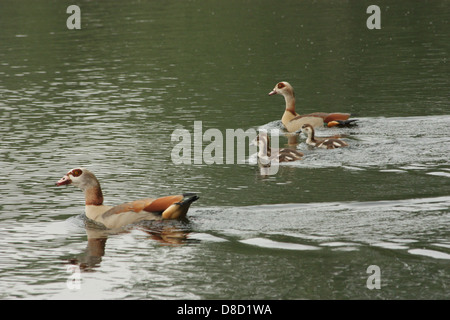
[268,90,277,96]
[56,175,72,186]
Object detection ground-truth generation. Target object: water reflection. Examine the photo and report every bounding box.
[65,219,193,271]
[0,0,449,299]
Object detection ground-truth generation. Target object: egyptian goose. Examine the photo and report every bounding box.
[300,124,348,149]
[252,132,304,166]
[56,168,199,229]
[268,81,354,132]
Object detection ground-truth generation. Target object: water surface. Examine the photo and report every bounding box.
[0,0,449,299]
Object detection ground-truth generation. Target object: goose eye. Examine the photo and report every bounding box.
[71,169,82,177]
[277,82,285,89]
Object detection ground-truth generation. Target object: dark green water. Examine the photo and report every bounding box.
[0,0,449,299]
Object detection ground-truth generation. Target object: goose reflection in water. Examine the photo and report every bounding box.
[64,218,194,271]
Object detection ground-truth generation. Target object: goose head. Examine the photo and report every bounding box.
[301,124,314,136]
[56,168,99,190]
[251,131,269,148]
[268,81,295,97]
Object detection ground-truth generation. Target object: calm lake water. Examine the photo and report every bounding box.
[0,0,449,300]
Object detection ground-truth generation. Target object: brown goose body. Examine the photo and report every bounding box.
[56,168,198,229]
[268,81,352,132]
[300,124,349,149]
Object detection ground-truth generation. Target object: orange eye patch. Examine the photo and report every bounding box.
[277,82,285,89]
[71,169,83,177]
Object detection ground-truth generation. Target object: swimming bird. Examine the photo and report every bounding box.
[56,168,199,229]
[300,124,349,149]
[268,81,354,131]
[252,132,304,166]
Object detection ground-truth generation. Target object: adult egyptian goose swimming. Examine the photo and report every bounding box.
[268,81,354,132]
[56,168,199,229]
[252,132,304,166]
[300,124,348,149]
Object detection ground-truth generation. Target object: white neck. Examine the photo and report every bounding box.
[283,93,296,114]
